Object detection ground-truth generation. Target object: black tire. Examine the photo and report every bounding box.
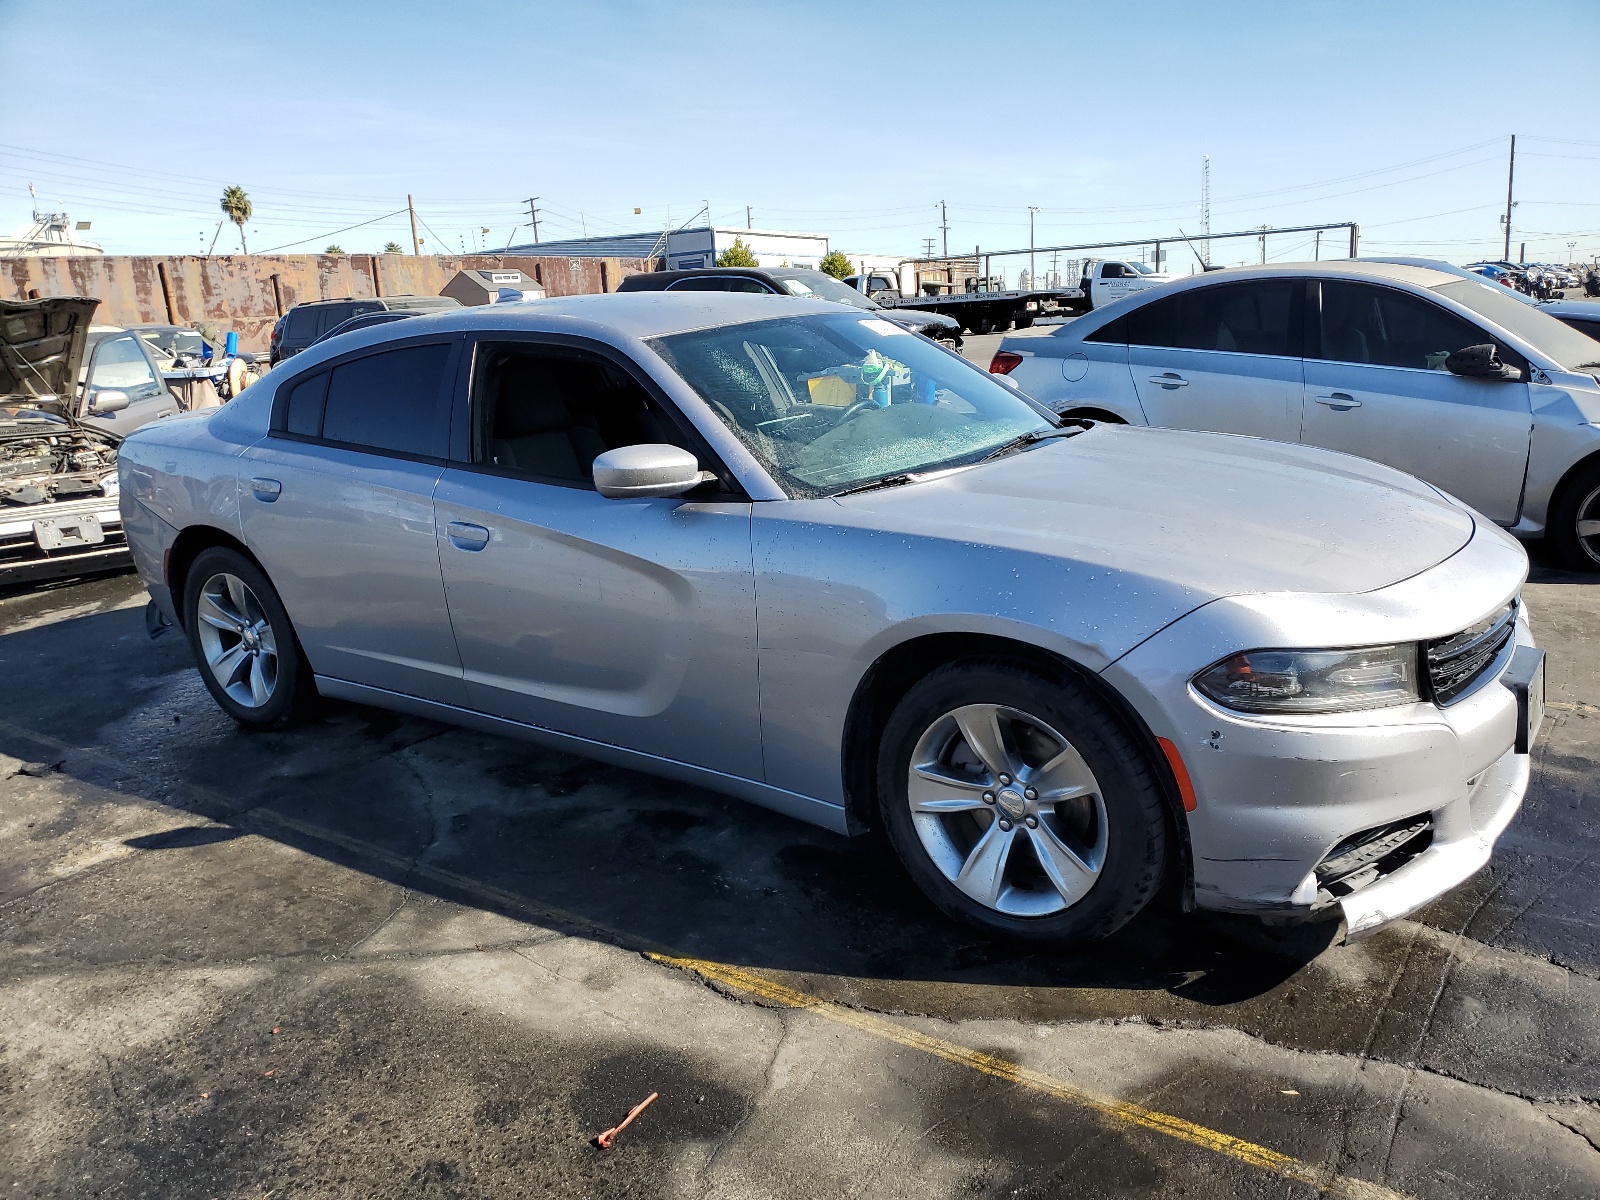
[182,546,316,729]
[1549,458,1600,572]
[1015,316,1034,330]
[876,659,1167,945]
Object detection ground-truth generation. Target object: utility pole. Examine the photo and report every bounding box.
[1502,135,1516,262]
[921,237,936,259]
[407,194,420,256]
[940,201,949,258]
[1314,229,1321,261]
[1028,207,1040,287]
[746,205,752,229]
[1200,155,1211,268]
[525,197,541,245]
[1257,224,1269,264]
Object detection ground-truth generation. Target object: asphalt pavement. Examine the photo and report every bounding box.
[1,539,1598,1196]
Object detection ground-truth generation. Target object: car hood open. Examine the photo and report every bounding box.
[838,424,1477,599]
[0,296,98,416]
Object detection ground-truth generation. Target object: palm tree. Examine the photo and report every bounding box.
[220,185,252,254]
[324,244,344,255]
[382,242,404,254]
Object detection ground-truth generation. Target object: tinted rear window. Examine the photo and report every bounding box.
[320,343,453,457]
[283,307,320,340]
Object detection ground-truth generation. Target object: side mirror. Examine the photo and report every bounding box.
[89,390,130,414]
[1445,344,1521,381]
[592,444,709,499]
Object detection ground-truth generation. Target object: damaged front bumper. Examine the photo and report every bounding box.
[0,494,128,584]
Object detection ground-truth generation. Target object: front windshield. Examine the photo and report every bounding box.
[137,329,207,358]
[651,313,1053,496]
[768,270,877,310]
[1127,262,1156,275]
[1434,279,1600,370]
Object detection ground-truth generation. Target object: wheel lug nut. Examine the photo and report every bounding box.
[1024,787,1037,801]
[998,819,1013,832]
[998,773,1011,785]
[1025,816,1038,828]
[982,791,995,804]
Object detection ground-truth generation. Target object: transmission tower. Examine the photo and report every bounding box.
[1200,156,1211,268]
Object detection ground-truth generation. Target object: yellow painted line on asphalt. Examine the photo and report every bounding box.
[651,964,1405,1199]
[1,716,1403,1198]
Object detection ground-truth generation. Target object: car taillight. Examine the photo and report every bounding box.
[990,351,1024,375]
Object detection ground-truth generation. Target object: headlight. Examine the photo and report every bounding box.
[99,472,119,498]
[1193,645,1420,714]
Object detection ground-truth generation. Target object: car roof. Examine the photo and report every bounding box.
[279,292,848,370]
[1172,260,1462,288]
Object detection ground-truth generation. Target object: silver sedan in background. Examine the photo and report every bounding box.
[994,261,1600,568]
[118,294,1540,945]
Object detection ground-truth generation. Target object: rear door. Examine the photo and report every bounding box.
[238,336,467,703]
[79,332,181,434]
[1126,279,1304,441]
[1298,280,1531,524]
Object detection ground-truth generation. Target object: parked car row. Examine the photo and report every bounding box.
[116,289,1542,951]
[993,260,1600,568]
[1465,260,1586,300]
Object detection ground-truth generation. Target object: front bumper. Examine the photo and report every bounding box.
[1104,516,1532,939]
[0,496,128,584]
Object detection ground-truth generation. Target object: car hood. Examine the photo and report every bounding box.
[884,308,958,331]
[0,296,98,415]
[836,425,1476,599]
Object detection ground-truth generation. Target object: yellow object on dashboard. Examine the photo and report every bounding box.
[807,376,856,407]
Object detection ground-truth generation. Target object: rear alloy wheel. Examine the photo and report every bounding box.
[1549,460,1600,571]
[878,661,1168,944]
[183,547,314,728]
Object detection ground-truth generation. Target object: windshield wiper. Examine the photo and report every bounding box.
[976,425,1087,464]
[831,473,916,498]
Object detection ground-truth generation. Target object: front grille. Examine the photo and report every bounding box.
[1314,816,1433,906]
[1426,601,1517,705]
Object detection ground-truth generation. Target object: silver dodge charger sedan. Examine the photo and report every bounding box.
[118,293,1542,945]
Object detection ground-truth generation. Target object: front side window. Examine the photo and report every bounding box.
[651,313,1051,496]
[1319,282,1482,370]
[1101,263,1128,279]
[87,334,161,401]
[472,343,691,486]
[319,342,453,457]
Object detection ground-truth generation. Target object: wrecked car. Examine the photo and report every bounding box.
[1,298,140,583]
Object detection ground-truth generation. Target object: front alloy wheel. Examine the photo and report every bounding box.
[907,703,1108,917]
[878,661,1168,944]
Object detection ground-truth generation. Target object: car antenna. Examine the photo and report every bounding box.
[1175,229,1209,271]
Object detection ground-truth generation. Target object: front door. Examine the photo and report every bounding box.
[432,336,762,779]
[80,331,180,434]
[1127,278,1304,441]
[1298,280,1531,525]
[238,337,467,704]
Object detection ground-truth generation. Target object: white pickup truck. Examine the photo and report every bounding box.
[1063,259,1178,312]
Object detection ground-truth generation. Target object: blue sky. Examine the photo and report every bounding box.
[3,0,1597,268]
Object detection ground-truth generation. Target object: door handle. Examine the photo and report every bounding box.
[447,521,490,551]
[1314,393,1361,409]
[1148,373,1188,389]
[249,477,282,502]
